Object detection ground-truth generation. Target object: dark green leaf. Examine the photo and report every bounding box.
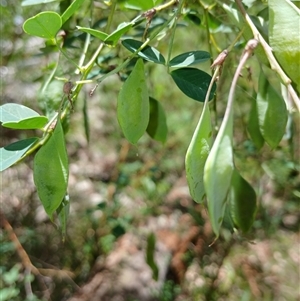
[122,39,165,64]
[169,51,210,68]
[185,102,212,203]
[147,97,168,143]
[34,119,69,219]
[269,0,300,91]
[23,11,62,39]
[229,169,257,233]
[170,68,216,102]
[0,138,38,172]
[117,59,149,144]
[146,233,159,281]
[256,70,288,148]
[61,0,85,25]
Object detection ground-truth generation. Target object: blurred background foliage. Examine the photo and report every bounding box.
[1,0,299,300]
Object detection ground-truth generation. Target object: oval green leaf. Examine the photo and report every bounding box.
[117,59,149,144]
[170,68,216,102]
[229,169,257,233]
[204,110,234,237]
[147,97,168,143]
[0,138,38,172]
[256,70,288,148]
[33,119,69,219]
[185,102,212,203]
[269,0,300,91]
[76,26,108,41]
[23,11,62,39]
[169,51,211,68]
[122,39,166,65]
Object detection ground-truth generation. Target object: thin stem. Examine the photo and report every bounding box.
[166,0,185,71]
[225,39,259,123]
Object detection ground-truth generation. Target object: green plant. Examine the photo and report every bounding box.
[1,0,299,240]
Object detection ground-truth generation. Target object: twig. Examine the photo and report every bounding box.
[234,0,300,112]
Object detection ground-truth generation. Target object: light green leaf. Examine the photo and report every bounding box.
[23,11,62,39]
[76,26,108,41]
[229,169,257,233]
[269,0,300,91]
[0,138,38,172]
[185,102,212,203]
[33,119,69,219]
[147,97,168,143]
[256,70,288,148]
[105,22,133,46]
[204,110,234,237]
[124,0,163,10]
[22,0,58,5]
[0,103,48,129]
[117,59,149,144]
[61,0,85,24]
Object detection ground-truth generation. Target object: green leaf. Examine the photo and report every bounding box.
[169,51,210,68]
[105,22,133,46]
[146,233,159,281]
[22,0,58,5]
[76,26,108,41]
[247,97,264,150]
[269,0,300,91]
[23,11,62,39]
[147,97,168,143]
[117,59,149,144]
[229,170,257,233]
[0,138,38,172]
[170,68,216,102]
[122,39,165,64]
[61,0,85,25]
[124,0,162,10]
[256,70,288,148]
[0,103,48,129]
[204,110,234,237]
[185,102,212,203]
[33,119,69,219]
